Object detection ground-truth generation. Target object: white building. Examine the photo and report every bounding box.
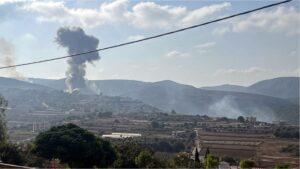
[102,132,141,139]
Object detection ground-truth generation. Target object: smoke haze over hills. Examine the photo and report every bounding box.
[1,76,297,124]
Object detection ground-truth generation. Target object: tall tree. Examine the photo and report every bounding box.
[0,95,8,145]
[193,147,203,168]
[204,147,210,158]
[34,123,116,168]
[195,147,200,162]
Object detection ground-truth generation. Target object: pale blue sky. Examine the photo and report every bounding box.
[0,0,299,87]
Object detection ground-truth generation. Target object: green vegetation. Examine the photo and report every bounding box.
[113,139,143,168]
[34,123,116,168]
[0,92,298,168]
[275,163,290,169]
[0,95,8,145]
[239,160,255,169]
[151,120,164,128]
[144,140,185,153]
[221,156,238,165]
[171,110,177,115]
[237,116,245,123]
[0,117,195,168]
[135,150,160,168]
[204,154,219,169]
[168,152,195,168]
[280,144,299,156]
[0,96,25,165]
[0,143,25,165]
[274,126,299,139]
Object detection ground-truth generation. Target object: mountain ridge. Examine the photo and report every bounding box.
[201,77,300,99]
[1,76,298,124]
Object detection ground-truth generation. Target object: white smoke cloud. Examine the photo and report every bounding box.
[86,81,101,95]
[209,96,243,118]
[208,96,278,122]
[0,38,26,80]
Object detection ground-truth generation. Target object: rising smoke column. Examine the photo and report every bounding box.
[0,38,25,80]
[56,27,100,92]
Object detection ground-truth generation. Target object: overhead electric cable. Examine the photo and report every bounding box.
[0,0,292,70]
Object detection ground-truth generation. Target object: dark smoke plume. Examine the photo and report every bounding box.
[56,27,100,92]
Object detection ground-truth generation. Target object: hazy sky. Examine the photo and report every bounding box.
[0,0,299,87]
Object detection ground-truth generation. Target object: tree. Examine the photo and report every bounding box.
[204,154,219,169]
[274,126,299,139]
[171,110,177,115]
[204,147,210,158]
[222,156,237,165]
[193,147,203,168]
[194,147,200,163]
[157,141,172,152]
[145,140,184,153]
[275,163,290,169]
[280,144,299,156]
[151,120,164,128]
[0,143,25,165]
[0,95,8,145]
[173,142,185,152]
[237,116,245,123]
[21,143,47,168]
[34,123,116,168]
[189,131,196,139]
[220,117,229,121]
[239,160,255,169]
[168,152,194,168]
[135,150,160,168]
[113,139,143,168]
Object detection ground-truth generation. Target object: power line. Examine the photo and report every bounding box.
[0,0,292,70]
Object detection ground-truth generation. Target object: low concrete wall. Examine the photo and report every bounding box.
[0,163,32,169]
